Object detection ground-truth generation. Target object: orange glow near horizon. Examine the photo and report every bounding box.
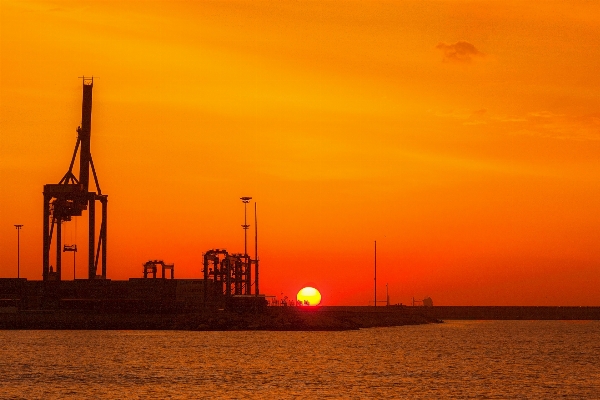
[1,1,600,306]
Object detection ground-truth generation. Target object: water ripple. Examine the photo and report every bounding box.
[0,321,599,398]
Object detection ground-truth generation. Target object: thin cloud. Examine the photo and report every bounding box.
[436,41,484,63]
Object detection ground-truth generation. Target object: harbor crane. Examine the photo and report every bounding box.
[42,77,108,281]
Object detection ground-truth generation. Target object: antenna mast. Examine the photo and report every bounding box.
[254,202,259,296]
[374,240,377,307]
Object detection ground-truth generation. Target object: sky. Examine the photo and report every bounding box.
[1,0,599,306]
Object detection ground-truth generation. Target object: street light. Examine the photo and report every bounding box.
[14,225,23,278]
[240,197,252,256]
[374,240,376,307]
[64,244,77,279]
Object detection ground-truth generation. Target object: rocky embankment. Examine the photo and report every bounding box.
[193,307,439,331]
[0,306,439,331]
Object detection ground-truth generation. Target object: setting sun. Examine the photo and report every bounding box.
[297,287,322,306]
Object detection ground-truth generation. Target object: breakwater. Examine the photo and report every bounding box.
[410,305,600,320]
[2,305,597,331]
[0,306,438,331]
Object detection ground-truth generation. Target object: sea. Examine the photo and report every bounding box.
[1,320,599,399]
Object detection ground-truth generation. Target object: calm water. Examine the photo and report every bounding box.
[1,320,599,399]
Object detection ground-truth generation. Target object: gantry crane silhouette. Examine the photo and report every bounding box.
[42,77,107,280]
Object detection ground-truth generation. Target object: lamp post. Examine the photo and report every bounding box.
[240,197,252,256]
[374,240,377,307]
[386,282,389,306]
[64,244,77,279]
[14,225,23,278]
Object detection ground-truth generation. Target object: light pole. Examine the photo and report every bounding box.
[374,240,377,307]
[386,282,389,306]
[64,244,77,279]
[240,197,252,256]
[14,225,23,278]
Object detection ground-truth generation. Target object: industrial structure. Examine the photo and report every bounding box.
[42,77,107,281]
[143,260,175,279]
[0,79,266,313]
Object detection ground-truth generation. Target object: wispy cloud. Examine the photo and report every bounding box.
[434,108,487,123]
[435,108,600,141]
[527,113,600,141]
[436,41,484,63]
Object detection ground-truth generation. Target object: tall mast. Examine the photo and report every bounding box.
[78,77,93,191]
[255,202,259,295]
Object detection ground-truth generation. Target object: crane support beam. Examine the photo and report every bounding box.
[78,80,93,192]
[88,195,95,279]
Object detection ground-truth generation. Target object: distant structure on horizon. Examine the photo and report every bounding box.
[413,297,433,307]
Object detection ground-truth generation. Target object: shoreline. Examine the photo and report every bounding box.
[1,306,597,331]
[0,307,439,331]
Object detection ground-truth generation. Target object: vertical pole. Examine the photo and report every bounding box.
[43,195,50,281]
[73,248,76,280]
[17,227,20,278]
[15,225,23,278]
[237,259,241,294]
[240,197,252,295]
[88,197,95,279]
[56,219,62,280]
[225,260,231,297]
[374,240,377,307]
[203,254,208,306]
[79,80,93,192]
[241,197,251,256]
[254,202,258,296]
[101,197,107,279]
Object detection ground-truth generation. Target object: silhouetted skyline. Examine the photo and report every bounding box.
[1,1,599,305]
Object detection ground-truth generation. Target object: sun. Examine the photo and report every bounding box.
[297,287,322,306]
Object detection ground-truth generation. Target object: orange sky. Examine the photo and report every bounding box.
[1,1,599,305]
